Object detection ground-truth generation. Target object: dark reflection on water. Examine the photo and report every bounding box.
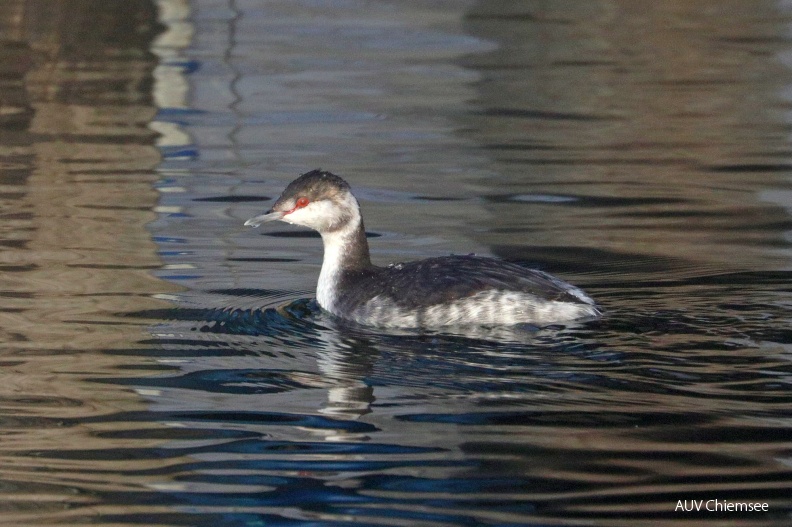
[55,291,792,525]
[1,0,792,526]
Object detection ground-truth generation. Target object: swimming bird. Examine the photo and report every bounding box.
[245,170,599,328]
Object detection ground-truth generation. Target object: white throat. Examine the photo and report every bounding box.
[316,216,361,314]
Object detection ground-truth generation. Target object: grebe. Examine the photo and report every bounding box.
[245,170,600,328]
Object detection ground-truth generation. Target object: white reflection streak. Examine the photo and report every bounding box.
[150,0,194,152]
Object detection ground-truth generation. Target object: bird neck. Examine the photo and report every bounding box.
[316,215,372,312]
[321,216,371,270]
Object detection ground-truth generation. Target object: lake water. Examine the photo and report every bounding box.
[1,1,791,525]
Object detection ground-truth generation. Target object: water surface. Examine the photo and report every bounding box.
[0,1,791,526]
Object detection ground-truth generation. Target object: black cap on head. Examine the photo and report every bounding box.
[277,169,350,203]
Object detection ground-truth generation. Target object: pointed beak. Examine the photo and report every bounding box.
[244,210,285,228]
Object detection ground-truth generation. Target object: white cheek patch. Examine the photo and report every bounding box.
[285,200,349,231]
[283,201,317,226]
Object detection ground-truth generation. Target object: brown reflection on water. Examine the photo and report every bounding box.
[0,1,176,522]
[463,1,792,275]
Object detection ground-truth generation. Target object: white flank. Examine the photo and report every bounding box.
[348,289,599,328]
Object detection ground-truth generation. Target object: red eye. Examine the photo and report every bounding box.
[296,197,309,208]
